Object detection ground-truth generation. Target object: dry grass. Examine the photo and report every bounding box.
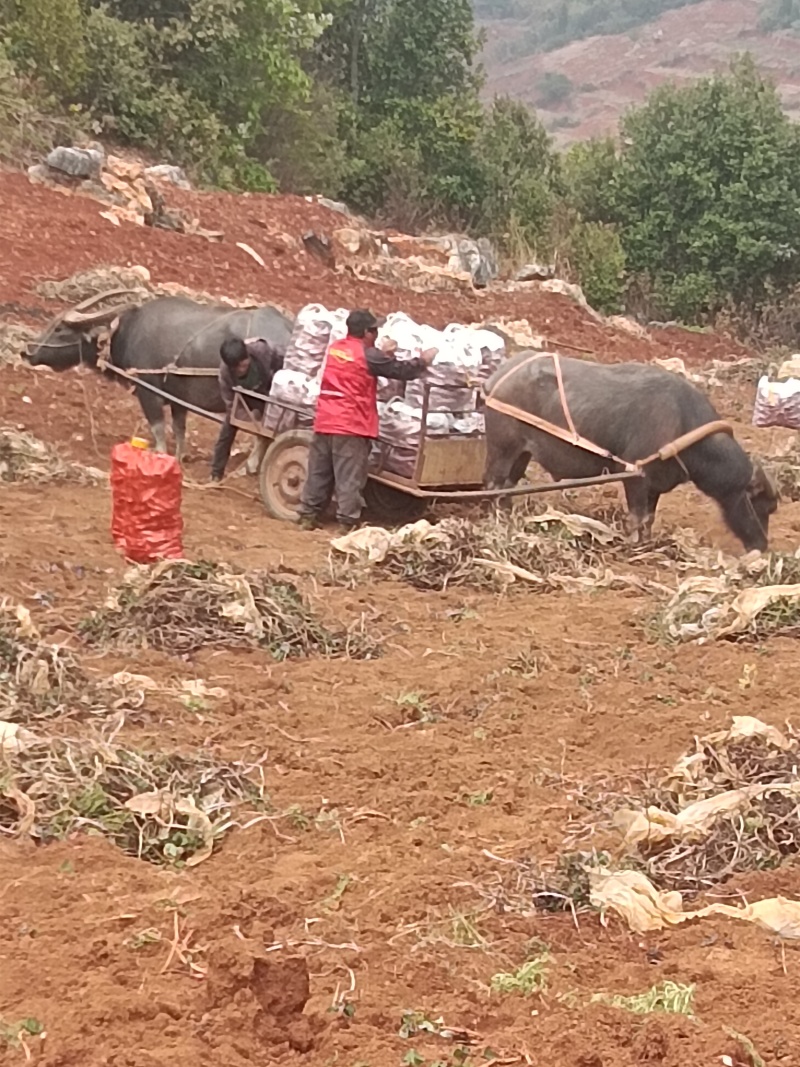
[329,507,701,593]
[633,732,800,894]
[0,426,105,485]
[34,266,276,311]
[0,731,267,865]
[80,560,379,660]
[770,444,800,502]
[480,723,800,911]
[0,601,133,724]
[592,981,695,1016]
[36,267,152,305]
[650,551,800,643]
[0,323,38,368]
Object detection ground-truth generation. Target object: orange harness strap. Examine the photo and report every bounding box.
[484,353,734,472]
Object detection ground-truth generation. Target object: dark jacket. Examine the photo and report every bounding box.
[218,338,285,411]
[364,346,428,382]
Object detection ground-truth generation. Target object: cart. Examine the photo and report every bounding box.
[227,380,643,522]
[94,359,649,520]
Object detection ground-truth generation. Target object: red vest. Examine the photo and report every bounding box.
[314,335,379,438]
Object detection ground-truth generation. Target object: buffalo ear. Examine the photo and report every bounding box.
[749,458,779,502]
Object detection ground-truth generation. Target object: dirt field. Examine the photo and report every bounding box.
[2,167,800,1067]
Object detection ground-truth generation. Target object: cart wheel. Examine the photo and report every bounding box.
[363,480,427,523]
[259,429,313,521]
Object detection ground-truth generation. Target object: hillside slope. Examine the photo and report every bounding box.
[479,0,800,143]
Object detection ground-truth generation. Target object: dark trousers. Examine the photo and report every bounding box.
[299,433,372,525]
[211,403,264,479]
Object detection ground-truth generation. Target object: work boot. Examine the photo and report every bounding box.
[297,514,319,531]
[335,520,360,537]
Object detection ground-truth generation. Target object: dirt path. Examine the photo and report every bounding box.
[1,165,799,1067]
[2,401,800,1067]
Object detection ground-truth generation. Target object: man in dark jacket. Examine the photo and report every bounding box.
[297,309,435,531]
[211,337,284,482]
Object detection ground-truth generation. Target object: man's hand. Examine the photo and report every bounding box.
[378,337,398,354]
[421,347,438,366]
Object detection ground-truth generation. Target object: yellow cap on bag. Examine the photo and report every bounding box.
[130,437,149,449]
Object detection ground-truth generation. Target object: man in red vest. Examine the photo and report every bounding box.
[297,309,435,531]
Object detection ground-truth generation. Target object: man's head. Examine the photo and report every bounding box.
[346,309,380,345]
[220,338,250,378]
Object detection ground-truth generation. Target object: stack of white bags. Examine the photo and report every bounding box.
[753,374,800,429]
[265,305,507,470]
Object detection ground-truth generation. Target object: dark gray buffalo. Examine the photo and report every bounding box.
[483,352,778,551]
[26,296,293,463]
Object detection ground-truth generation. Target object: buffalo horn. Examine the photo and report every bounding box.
[750,458,779,499]
[61,301,138,329]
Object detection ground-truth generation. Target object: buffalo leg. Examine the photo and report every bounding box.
[641,490,661,540]
[623,478,651,542]
[484,446,527,491]
[509,451,532,485]
[171,404,187,464]
[137,388,168,453]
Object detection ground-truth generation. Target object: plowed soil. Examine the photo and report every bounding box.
[1,165,799,1067]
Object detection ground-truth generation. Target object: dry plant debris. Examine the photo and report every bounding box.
[0,426,105,485]
[610,716,800,895]
[0,322,38,367]
[0,727,267,865]
[330,509,702,593]
[653,552,800,642]
[35,265,273,310]
[591,981,695,1016]
[481,717,800,924]
[770,442,800,502]
[80,559,379,659]
[0,600,135,724]
[36,265,153,304]
[701,356,765,387]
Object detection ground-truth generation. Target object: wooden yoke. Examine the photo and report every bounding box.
[636,420,734,468]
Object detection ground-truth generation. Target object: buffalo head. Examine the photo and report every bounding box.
[25,293,136,373]
[721,457,779,553]
[26,324,100,371]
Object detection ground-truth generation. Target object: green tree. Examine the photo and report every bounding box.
[319,0,486,224]
[563,220,626,313]
[613,55,800,319]
[561,136,619,222]
[361,0,482,111]
[475,96,559,250]
[535,71,572,107]
[76,0,331,186]
[9,0,86,95]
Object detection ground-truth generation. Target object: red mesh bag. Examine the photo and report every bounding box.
[110,439,183,564]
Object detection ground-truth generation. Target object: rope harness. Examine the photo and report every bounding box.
[483,351,734,476]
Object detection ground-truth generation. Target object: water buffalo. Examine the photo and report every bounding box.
[26,296,293,463]
[483,352,778,552]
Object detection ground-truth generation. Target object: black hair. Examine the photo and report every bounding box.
[220,338,248,367]
[346,309,379,338]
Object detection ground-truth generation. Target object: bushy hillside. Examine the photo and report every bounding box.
[474,0,707,57]
[477,0,800,147]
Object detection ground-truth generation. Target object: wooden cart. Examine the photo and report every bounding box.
[228,381,642,522]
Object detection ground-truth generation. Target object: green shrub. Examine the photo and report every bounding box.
[10,0,86,96]
[565,220,626,314]
[536,71,573,107]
